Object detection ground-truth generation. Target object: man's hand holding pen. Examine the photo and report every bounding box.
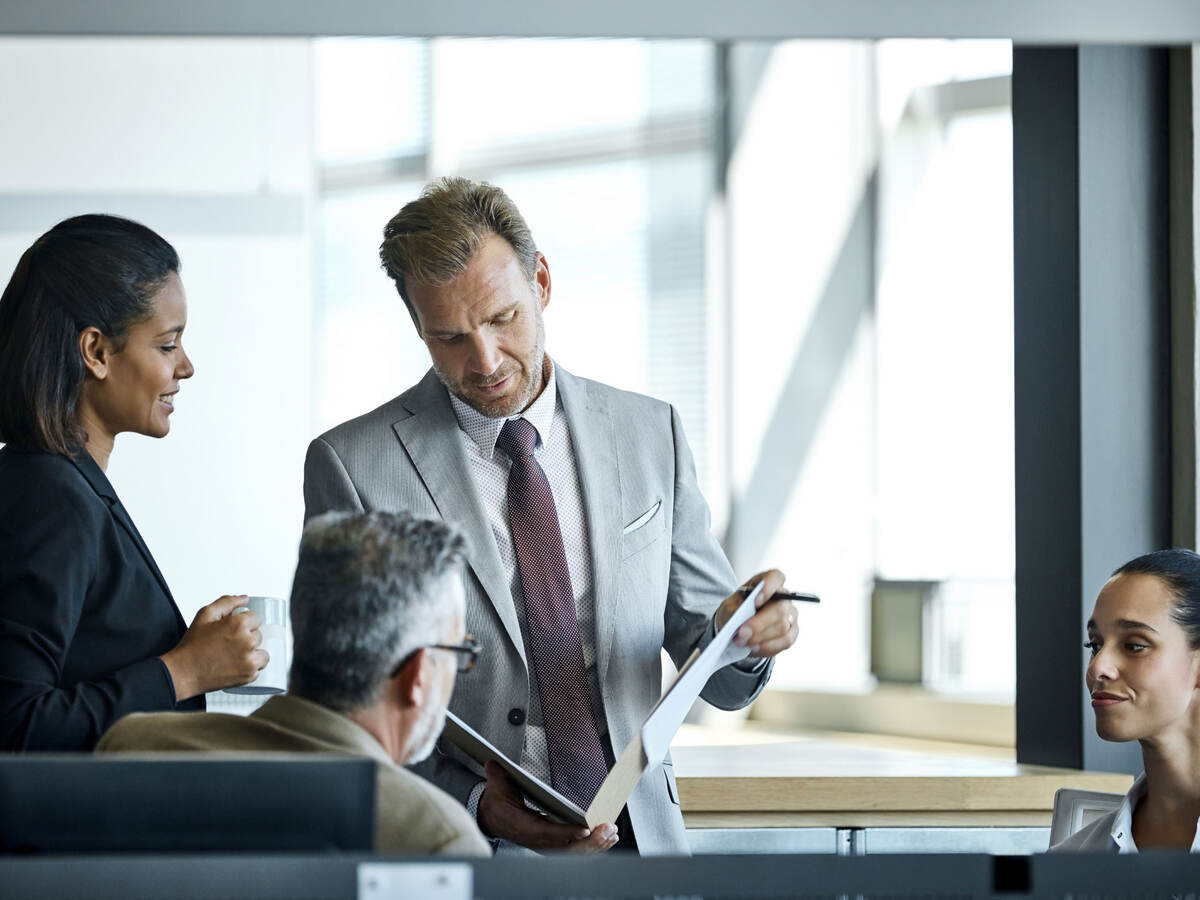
[714,569,815,660]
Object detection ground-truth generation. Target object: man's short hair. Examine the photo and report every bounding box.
[288,511,467,713]
[379,176,538,328]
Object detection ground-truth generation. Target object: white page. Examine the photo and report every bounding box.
[639,583,765,764]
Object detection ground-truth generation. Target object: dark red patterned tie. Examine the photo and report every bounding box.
[496,417,608,808]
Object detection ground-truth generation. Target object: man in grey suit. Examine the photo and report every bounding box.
[304,177,799,855]
[99,511,490,857]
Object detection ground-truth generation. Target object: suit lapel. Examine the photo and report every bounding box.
[391,372,527,667]
[67,455,181,619]
[556,367,622,686]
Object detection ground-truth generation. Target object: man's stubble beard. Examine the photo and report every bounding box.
[433,309,546,419]
[405,704,446,764]
[405,671,452,764]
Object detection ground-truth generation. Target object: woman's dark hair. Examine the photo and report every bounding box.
[1114,549,1200,649]
[0,214,180,455]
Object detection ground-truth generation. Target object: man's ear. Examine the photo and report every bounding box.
[391,648,428,709]
[534,252,551,311]
[78,327,111,381]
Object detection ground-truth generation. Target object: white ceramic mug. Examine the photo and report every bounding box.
[223,595,288,695]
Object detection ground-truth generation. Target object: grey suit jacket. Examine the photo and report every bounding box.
[303,365,772,855]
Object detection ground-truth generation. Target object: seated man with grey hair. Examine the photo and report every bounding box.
[97,511,490,856]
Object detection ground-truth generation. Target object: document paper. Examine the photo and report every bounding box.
[441,582,767,828]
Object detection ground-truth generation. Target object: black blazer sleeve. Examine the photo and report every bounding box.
[0,449,193,751]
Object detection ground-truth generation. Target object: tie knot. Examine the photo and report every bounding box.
[496,417,538,461]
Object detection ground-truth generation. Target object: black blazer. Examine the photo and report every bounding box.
[0,444,202,751]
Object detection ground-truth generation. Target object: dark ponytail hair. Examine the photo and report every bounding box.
[1114,549,1200,649]
[0,214,180,455]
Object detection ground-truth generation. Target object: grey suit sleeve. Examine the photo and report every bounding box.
[409,743,485,810]
[303,437,365,523]
[434,827,493,857]
[661,406,774,710]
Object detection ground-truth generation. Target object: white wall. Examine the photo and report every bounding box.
[0,37,316,621]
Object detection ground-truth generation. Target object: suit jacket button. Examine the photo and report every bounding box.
[507,708,525,726]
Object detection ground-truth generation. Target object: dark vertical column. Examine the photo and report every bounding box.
[1014,46,1171,774]
[1169,48,1197,551]
[1013,47,1086,771]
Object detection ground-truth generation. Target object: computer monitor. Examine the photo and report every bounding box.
[0,754,375,853]
[1048,787,1126,847]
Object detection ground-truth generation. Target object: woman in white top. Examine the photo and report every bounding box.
[1053,549,1200,852]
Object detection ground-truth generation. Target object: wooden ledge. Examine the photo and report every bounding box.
[671,736,1133,824]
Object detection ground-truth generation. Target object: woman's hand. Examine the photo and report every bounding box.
[160,595,269,701]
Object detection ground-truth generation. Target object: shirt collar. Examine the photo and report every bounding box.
[1109,773,1147,852]
[448,358,558,457]
[1111,772,1200,853]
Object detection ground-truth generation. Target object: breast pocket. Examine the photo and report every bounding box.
[620,499,664,559]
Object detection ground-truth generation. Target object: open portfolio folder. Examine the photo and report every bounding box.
[442,582,770,828]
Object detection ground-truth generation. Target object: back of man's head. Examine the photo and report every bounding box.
[379,176,538,325]
[288,511,466,714]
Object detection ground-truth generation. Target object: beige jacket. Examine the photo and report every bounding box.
[97,694,490,857]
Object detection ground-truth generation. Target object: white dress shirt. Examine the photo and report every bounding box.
[1051,773,1200,853]
[448,361,606,800]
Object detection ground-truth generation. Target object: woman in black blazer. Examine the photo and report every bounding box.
[0,215,268,751]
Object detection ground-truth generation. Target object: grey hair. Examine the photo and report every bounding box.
[288,510,467,713]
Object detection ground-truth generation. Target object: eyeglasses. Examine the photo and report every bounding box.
[392,635,481,677]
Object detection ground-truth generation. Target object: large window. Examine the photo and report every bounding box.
[313,36,1016,731]
[314,40,719,506]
